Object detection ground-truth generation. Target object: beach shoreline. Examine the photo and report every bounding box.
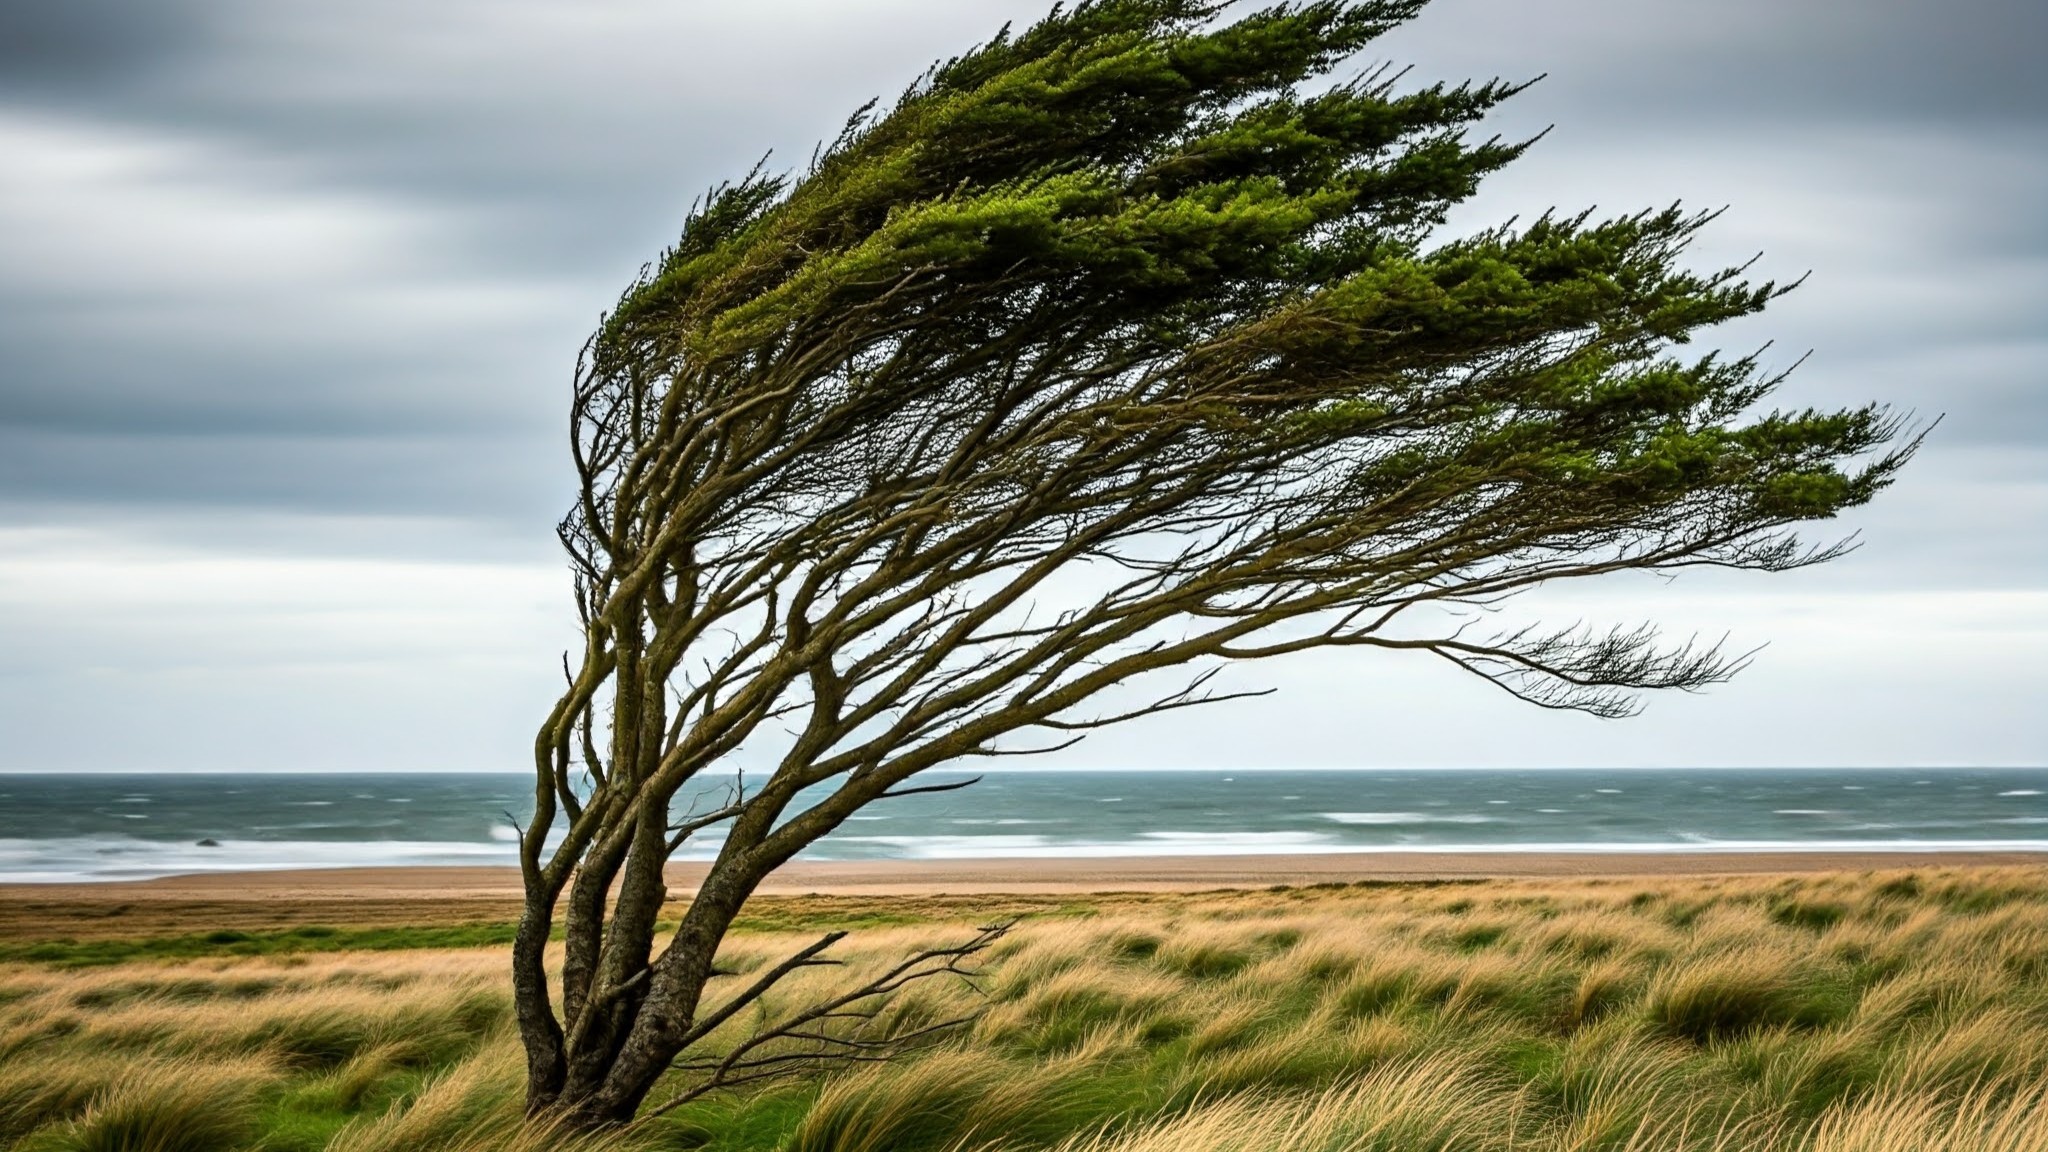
[5,849,2044,902]
[5,851,2044,949]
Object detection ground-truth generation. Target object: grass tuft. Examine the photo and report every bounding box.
[25,1058,275,1152]
[1646,952,1851,1043]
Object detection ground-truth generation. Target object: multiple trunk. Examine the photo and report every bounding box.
[505,0,1912,1129]
[514,834,770,1125]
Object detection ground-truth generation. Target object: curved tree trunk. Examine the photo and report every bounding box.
[508,0,1913,1128]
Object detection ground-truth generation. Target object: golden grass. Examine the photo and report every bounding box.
[1,866,2044,1151]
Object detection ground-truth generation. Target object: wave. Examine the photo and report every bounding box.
[833,834,1052,858]
[1321,812,1497,825]
[794,833,2048,862]
[1140,831,1334,846]
[0,836,521,883]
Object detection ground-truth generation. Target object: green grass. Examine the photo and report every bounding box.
[4,868,2047,1152]
[1,896,1110,969]
[0,924,524,968]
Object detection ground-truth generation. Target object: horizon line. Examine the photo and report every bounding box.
[2,764,2043,776]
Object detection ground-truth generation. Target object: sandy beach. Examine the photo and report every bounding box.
[7,849,2044,902]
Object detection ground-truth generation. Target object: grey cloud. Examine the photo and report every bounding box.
[1,0,2040,525]
[0,0,205,90]
[0,295,576,439]
[2,0,2039,259]
[0,428,565,522]
[1378,0,2048,127]
[0,0,2040,771]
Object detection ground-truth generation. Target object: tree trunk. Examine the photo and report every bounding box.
[512,901,566,1112]
[518,841,770,1127]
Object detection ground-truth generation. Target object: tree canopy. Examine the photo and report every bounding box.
[513,0,1913,1125]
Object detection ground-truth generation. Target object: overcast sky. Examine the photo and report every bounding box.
[0,0,2041,773]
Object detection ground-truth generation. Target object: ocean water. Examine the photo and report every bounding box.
[1,768,2044,882]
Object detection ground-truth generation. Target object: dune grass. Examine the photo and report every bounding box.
[1,867,2044,1151]
[0,924,525,968]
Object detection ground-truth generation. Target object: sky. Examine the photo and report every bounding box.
[0,0,2042,774]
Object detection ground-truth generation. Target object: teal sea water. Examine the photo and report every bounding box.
[1,769,2044,882]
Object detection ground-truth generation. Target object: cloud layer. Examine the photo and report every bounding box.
[0,0,2041,771]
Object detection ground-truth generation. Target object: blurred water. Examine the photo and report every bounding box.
[1,768,2043,881]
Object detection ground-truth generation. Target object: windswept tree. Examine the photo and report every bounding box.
[513,0,1912,1125]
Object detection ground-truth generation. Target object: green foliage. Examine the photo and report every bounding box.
[581,2,1909,627]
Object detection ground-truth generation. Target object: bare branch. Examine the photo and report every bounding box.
[638,921,1012,1120]
[876,775,984,800]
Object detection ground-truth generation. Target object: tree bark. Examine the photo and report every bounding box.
[539,852,765,1126]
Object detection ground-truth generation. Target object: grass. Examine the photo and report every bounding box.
[0,924,525,968]
[0,896,1097,968]
[1,867,2044,1151]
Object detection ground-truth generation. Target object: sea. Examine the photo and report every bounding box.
[0,768,2044,883]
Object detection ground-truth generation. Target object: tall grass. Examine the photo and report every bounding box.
[1,867,2044,1152]
[24,1058,276,1152]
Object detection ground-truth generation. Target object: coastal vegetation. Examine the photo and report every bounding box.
[516,0,1911,1119]
[4,866,2044,1151]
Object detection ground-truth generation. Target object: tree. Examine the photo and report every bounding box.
[512,0,1913,1126]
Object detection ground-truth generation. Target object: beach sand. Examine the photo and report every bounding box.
[4,851,2044,940]
[11,849,2048,899]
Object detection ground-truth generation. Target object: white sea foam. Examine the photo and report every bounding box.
[8,826,2048,879]
[0,836,521,883]
[1999,790,2043,797]
[835,835,1051,858]
[790,836,2048,862]
[1321,812,1496,825]
[1139,831,1333,845]
[830,831,1344,858]
[1774,809,1832,815]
